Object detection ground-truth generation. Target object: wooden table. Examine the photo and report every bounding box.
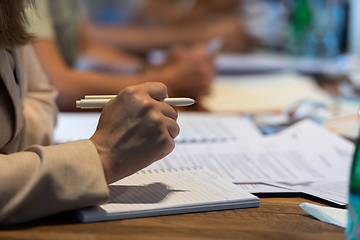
[0,197,345,240]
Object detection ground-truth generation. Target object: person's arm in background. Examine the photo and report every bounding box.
[33,39,213,111]
[81,15,253,55]
[32,39,145,111]
[27,0,147,111]
[29,0,214,111]
[80,0,253,55]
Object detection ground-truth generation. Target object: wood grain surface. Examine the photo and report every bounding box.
[0,197,346,240]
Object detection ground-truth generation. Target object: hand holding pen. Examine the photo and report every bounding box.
[90,82,180,184]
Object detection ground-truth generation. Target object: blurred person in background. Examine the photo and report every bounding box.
[79,0,255,56]
[27,0,214,111]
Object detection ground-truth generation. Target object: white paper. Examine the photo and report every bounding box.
[146,134,351,183]
[54,112,262,144]
[176,112,262,142]
[75,167,259,222]
[277,119,355,162]
[54,112,100,143]
[202,73,332,113]
[243,121,353,204]
[236,183,298,194]
[274,181,348,205]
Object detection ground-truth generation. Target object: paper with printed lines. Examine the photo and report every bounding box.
[74,167,259,223]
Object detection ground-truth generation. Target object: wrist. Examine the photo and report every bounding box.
[90,137,116,184]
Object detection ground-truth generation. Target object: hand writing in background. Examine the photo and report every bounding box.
[144,43,214,100]
[90,82,180,184]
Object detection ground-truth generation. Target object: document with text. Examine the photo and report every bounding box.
[146,134,351,183]
[272,181,348,205]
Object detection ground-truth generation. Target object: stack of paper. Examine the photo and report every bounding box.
[54,111,354,206]
[146,119,354,205]
[202,72,332,113]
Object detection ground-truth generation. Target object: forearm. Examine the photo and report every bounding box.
[53,70,147,111]
[32,40,147,111]
[85,24,209,53]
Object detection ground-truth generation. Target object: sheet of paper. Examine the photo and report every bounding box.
[176,112,262,142]
[273,181,348,205]
[277,119,355,162]
[238,121,352,204]
[104,167,257,211]
[75,167,259,222]
[54,112,262,144]
[145,134,351,183]
[54,112,100,143]
[236,183,298,194]
[323,98,360,139]
[202,73,332,113]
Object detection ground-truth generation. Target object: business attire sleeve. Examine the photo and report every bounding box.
[0,141,109,225]
[0,46,109,225]
[20,45,58,147]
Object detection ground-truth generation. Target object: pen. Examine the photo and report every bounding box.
[76,96,196,109]
[206,37,223,56]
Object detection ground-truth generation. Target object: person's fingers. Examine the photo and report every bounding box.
[168,44,189,60]
[145,114,176,154]
[192,43,207,58]
[141,82,169,101]
[165,117,180,139]
[156,100,178,121]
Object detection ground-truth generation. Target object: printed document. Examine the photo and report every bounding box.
[146,133,351,183]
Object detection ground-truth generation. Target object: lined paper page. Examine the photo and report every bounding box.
[104,168,255,211]
[75,168,258,222]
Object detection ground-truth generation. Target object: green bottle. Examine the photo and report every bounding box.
[347,112,360,239]
[287,0,312,56]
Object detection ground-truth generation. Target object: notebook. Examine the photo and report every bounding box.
[74,167,259,223]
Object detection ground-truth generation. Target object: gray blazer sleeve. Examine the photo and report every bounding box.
[19,45,58,147]
[0,140,109,225]
[0,45,109,225]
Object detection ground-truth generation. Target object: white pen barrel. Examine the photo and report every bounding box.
[76,97,195,109]
[84,95,116,99]
[161,98,196,106]
[76,99,110,109]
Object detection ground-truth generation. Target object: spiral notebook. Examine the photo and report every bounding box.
[74,167,259,223]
